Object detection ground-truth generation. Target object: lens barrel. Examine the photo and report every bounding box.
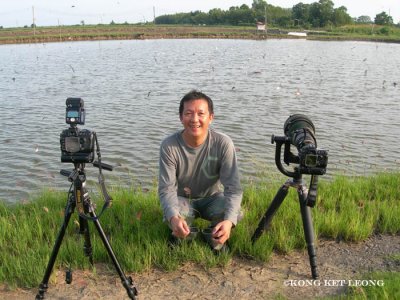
[284,114,316,150]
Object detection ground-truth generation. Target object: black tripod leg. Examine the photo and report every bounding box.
[36,201,74,300]
[251,184,289,243]
[79,216,94,265]
[88,208,138,299]
[298,192,318,279]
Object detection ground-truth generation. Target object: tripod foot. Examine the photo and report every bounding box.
[307,244,319,279]
[311,267,318,279]
[122,276,138,299]
[35,283,48,300]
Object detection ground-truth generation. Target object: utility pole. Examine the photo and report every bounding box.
[58,19,62,42]
[265,3,268,34]
[153,6,156,23]
[32,6,36,37]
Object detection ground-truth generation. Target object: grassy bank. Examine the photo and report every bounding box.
[342,271,400,300]
[1,24,400,45]
[0,172,399,289]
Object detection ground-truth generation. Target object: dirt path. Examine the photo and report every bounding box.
[2,234,399,299]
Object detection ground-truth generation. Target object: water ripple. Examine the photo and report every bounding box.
[1,39,400,202]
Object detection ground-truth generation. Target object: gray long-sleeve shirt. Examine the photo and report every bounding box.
[158,129,243,225]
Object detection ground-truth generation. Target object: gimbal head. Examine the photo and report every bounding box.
[271,134,326,178]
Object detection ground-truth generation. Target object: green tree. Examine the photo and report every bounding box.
[192,11,209,25]
[308,0,336,27]
[251,0,267,23]
[226,6,254,25]
[267,5,291,27]
[333,6,352,26]
[319,0,335,26]
[309,2,322,27]
[251,0,267,11]
[356,15,372,24]
[374,11,393,25]
[207,8,224,25]
[292,2,310,25]
[152,0,354,28]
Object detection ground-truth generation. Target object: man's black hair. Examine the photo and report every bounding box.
[179,90,214,117]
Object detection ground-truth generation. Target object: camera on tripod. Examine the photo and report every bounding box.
[60,98,95,163]
[36,98,138,300]
[272,114,328,177]
[252,114,328,279]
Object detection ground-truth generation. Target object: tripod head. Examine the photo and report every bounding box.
[60,160,114,219]
[60,161,114,181]
[271,135,325,178]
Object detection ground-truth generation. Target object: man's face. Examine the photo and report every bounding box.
[180,99,214,141]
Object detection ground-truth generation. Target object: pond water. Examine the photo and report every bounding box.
[1,39,399,202]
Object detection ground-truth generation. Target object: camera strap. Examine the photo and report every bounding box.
[75,133,112,222]
[93,132,113,219]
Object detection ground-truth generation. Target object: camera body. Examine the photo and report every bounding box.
[60,98,95,163]
[60,127,95,163]
[298,145,328,175]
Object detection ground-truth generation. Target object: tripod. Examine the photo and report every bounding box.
[251,174,319,279]
[251,132,326,279]
[36,163,138,299]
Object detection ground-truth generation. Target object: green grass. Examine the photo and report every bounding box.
[1,24,399,44]
[305,24,400,43]
[330,271,400,300]
[0,172,399,289]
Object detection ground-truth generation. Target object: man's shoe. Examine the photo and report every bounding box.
[212,243,230,255]
[168,234,182,248]
[201,227,230,254]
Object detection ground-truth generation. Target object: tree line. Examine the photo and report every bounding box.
[155,0,396,28]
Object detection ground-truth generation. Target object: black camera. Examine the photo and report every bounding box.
[271,114,328,207]
[272,114,328,176]
[283,114,328,175]
[298,146,328,175]
[60,98,95,163]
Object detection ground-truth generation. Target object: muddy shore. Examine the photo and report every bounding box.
[1,234,399,299]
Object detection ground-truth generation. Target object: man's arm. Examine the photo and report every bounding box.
[219,136,243,226]
[209,136,242,245]
[158,139,190,238]
[158,140,180,222]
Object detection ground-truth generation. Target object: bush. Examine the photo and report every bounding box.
[379,26,390,35]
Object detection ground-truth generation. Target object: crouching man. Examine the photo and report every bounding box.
[158,90,243,252]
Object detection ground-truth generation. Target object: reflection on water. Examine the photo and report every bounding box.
[1,39,399,202]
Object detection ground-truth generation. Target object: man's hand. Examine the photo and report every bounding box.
[212,220,233,245]
[170,216,190,238]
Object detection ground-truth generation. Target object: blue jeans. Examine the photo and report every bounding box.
[176,192,227,227]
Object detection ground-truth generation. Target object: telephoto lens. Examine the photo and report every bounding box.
[284,114,316,151]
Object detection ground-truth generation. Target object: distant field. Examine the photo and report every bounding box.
[1,24,399,44]
[0,25,265,44]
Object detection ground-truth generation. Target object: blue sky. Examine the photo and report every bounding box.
[0,1,398,28]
